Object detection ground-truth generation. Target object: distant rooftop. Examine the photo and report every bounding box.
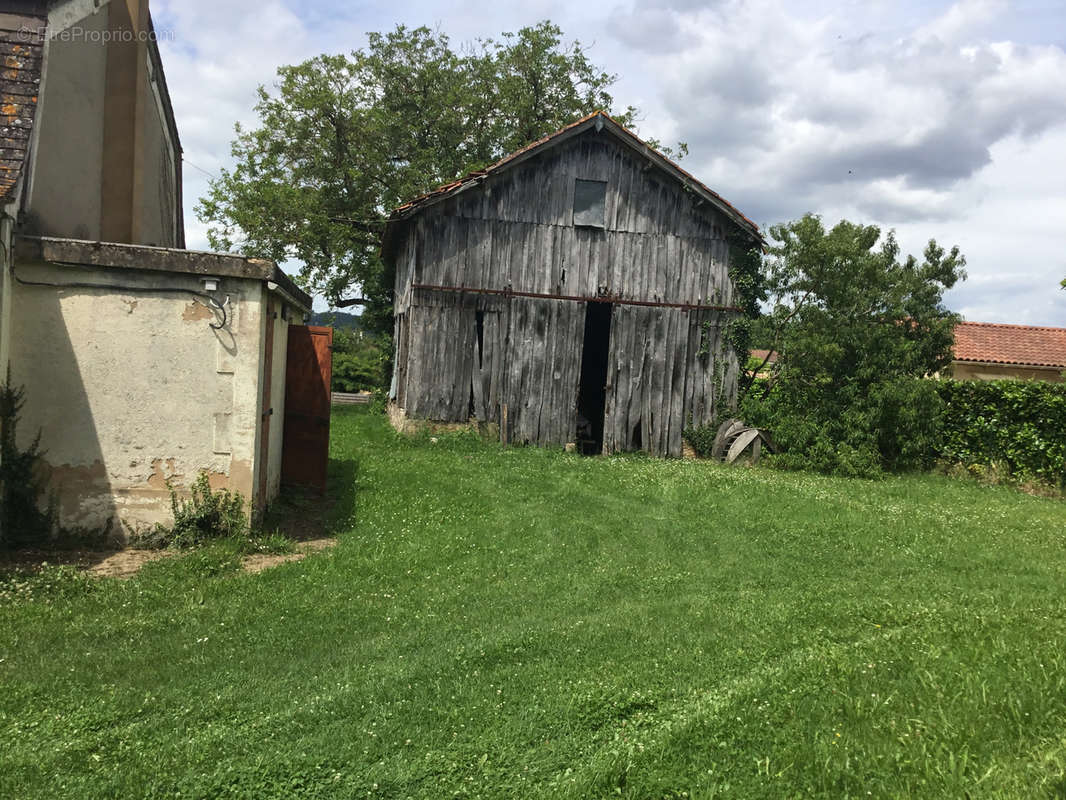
[953,320,1066,369]
[748,321,1066,371]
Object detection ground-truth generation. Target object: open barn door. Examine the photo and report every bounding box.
[281,325,333,493]
[576,302,612,455]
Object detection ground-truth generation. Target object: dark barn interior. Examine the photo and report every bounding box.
[577,301,612,454]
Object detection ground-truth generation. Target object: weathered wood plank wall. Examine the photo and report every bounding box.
[390,130,747,457]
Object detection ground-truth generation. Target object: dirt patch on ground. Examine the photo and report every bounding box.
[3,538,338,581]
[3,483,348,581]
[241,538,337,574]
[1,546,172,580]
[87,549,174,578]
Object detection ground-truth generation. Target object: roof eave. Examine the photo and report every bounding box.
[953,357,1066,370]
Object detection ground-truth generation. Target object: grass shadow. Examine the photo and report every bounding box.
[262,457,358,541]
[0,521,130,577]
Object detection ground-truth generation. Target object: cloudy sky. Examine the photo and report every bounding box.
[154,0,1066,325]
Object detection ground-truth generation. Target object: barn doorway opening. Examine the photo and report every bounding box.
[576,301,612,455]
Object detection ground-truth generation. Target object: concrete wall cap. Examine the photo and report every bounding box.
[14,235,312,311]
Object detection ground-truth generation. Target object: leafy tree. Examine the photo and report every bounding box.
[197,22,638,336]
[742,214,966,476]
[330,327,386,393]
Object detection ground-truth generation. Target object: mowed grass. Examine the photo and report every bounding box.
[2,407,1066,798]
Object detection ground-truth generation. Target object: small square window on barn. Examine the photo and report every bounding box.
[573,179,607,228]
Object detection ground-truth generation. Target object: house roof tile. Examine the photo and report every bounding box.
[0,13,45,204]
[953,320,1066,369]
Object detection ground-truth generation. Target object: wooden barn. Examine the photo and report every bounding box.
[383,111,763,457]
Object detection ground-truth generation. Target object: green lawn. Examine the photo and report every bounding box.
[3,406,1066,798]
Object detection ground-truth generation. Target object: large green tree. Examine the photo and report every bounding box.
[743,214,966,476]
[197,22,636,333]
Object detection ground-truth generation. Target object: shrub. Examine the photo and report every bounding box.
[741,376,945,478]
[137,472,249,549]
[745,377,1065,485]
[332,351,382,393]
[682,421,718,458]
[866,377,945,472]
[0,381,56,548]
[740,215,963,478]
[330,327,388,394]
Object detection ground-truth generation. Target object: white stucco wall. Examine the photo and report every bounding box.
[25,4,108,241]
[950,361,1064,383]
[9,259,269,535]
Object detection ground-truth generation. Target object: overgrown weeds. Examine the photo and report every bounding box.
[940,459,1065,500]
[132,472,302,557]
[134,472,249,549]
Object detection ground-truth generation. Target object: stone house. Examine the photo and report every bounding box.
[0,0,330,539]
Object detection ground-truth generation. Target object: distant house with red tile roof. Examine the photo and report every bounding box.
[950,321,1066,383]
[743,321,1065,383]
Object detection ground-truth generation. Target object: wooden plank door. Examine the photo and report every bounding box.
[280,325,333,493]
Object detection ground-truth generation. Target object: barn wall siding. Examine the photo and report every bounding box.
[391,130,748,457]
[406,219,735,308]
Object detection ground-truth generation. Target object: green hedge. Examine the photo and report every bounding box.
[936,379,1066,484]
[332,351,382,393]
[735,376,1066,483]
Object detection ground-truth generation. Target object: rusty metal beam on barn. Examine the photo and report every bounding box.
[410,282,742,313]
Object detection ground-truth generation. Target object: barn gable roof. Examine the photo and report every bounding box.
[388,111,763,244]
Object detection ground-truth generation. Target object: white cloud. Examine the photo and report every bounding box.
[611,0,1066,324]
[915,0,1007,44]
[153,0,1066,324]
[155,0,365,259]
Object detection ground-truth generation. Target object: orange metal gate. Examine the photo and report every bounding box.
[280,325,333,492]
